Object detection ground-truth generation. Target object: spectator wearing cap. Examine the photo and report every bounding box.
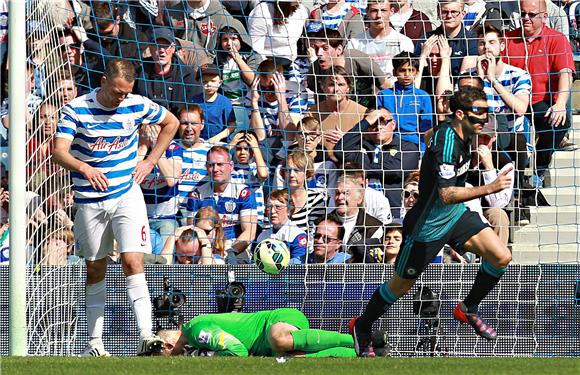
[308,216,351,264]
[134,27,200,114]
[307,28,389,109]
[504,0,576,186]
[165,0,248,63]
[191,63,236,144]
[347,0,415,84]
[306,0,365,40]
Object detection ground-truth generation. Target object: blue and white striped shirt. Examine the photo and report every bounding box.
[56,90,166,203]
[140,141,183,218]
[177,140,212,204]
[231,163,266,226]
[319,2,351,31]
[483,63,532,132]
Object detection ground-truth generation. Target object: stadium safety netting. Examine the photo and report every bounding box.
[0,0,578,356]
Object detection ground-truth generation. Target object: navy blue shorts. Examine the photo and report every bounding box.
[394,210,489,279]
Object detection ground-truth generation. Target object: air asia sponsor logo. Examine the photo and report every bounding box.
[180,169,203,182]
[91,136,131,153]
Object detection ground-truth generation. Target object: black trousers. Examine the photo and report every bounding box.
[527,101,571,170]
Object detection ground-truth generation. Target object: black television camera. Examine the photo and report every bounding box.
[215,281,246,313]
[412,285,447,356]
[153,277,186,328]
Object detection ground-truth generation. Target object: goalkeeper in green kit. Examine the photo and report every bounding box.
[156,308,386,357]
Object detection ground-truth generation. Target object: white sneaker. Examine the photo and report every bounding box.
[79,340,111,357]
[137,334,165,356]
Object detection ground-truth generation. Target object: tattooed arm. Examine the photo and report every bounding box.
[439,166,513,205]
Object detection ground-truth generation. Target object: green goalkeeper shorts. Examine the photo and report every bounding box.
[252,308,310,356]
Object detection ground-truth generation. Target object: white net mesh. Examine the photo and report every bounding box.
[1,0,577,356]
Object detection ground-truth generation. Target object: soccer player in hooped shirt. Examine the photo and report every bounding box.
[53,59,180,356]
[187,146,258,263]
[157,308,357,357]
[256,190,308,264]
[350,87,513,356]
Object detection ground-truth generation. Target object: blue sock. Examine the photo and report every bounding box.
[358,283,399,330]
[463,260,507,313]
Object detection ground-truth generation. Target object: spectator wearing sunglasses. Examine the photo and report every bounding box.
[334,108,419,217]
[400,170,420,219]
[308,216,350,264]
[134,27,200,115]
[504,0,576,187]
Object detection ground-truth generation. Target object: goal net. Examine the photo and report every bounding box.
[2,0,578,357]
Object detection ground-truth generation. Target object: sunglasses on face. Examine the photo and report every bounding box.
[369,118,394,128]
[404,190,419,200]
[313,233,340,243]
[520,11,542,19]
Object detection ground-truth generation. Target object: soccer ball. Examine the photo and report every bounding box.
[253,238,291,275]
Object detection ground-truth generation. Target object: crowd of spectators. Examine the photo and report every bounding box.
[0,0,578,266]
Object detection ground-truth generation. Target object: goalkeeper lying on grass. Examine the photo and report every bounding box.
[155,308,388,357]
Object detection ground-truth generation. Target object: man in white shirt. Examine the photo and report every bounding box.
[348,0,415,82]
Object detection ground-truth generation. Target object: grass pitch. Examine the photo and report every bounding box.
[1,357,578,375]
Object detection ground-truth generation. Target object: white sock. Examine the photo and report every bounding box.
[86,279,106,342]
[126,273,153,338]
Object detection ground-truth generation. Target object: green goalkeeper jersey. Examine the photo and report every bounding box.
[181,308,309,356]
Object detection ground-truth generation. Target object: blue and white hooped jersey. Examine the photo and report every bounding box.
[186,181,258,241]
[256,219,307,264]
[140,141,183,218]
[231,163,265,225]
[178,140,212,204]
[56,90,167,203]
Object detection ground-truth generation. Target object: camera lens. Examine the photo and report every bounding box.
[229,285,242,297]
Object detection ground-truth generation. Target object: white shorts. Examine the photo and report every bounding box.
[74,183,151,261]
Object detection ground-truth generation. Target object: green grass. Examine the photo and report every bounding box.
[1,357,578,375]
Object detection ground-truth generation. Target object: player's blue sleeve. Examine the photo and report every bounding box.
[55,104,79,140]
[288,232,307,264]
[431,127,460,188]
[142,97,167,125]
